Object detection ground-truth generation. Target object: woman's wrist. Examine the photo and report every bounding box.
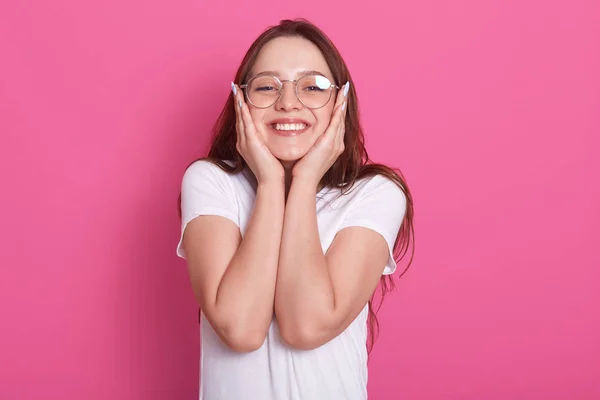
[290,176,320,194]
[256,179,286,194]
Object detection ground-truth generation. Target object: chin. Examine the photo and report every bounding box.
[264,134,317,163]
[270,146,310,162]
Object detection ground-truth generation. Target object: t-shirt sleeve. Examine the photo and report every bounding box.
[337,174,407,275]
[176,160,239,259]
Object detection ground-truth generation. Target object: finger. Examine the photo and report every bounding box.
[322,81,347,132]
[318,82,347,156]
[334,80,347,107]
[334,82,349,123]
[339,91,348,141]
[239,98,260,143]
[329,99,346,136]
[332,81,349,117]
[233,84,246,148]
[337,92,348,152]
[334,115,345,149]
[338,116,345,140]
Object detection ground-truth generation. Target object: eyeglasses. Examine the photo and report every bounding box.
[239,74,340,109]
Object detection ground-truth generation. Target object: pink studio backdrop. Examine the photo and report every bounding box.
[1,0,598,399]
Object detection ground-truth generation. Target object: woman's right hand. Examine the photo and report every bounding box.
[232,83,284,186]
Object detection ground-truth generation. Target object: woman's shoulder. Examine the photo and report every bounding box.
[181,159,245,190]
[343,172,406,207]
[183,159,236,178]
[184,158,235,172]
[349,172,404,194]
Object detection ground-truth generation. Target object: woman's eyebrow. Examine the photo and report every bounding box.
[251,70,279,78]
[296,70,327,77]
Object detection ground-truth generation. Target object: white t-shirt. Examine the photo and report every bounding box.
[177,159,407,400]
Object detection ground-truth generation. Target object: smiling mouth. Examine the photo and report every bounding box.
[269,123,309,136]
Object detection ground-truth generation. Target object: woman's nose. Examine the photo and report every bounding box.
[275,81,302,111]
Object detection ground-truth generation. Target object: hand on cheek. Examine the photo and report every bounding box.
[232,82,284,186]
[291,81,350,188]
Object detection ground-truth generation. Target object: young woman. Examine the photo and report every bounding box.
[177,18,414,400]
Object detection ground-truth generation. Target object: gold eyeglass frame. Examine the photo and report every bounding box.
[239,74,340,109]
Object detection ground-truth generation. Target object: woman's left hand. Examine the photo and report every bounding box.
[291,82,349,188]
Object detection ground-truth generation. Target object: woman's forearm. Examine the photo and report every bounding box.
[214,182,285,349]
[275,179,337,346]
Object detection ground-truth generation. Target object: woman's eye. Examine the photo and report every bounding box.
[256,86,276,92]
[304,86,324,91]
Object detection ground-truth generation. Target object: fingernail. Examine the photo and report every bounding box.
[231,82,237,95]
[341,101,346,111]
[343,81,350,97]
[238,100,242,109]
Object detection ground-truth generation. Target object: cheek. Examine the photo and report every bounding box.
[249,108,266,123]
[249,109,268,139]
[311,107,334,135]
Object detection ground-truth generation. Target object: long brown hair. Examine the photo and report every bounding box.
[178,18,415,353]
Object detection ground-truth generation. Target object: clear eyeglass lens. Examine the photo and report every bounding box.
[297,75,332,108]
[247,76,282,108]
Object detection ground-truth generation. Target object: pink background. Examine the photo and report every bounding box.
[1,0,598,398]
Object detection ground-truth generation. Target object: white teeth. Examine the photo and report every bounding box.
[274,123,306,131]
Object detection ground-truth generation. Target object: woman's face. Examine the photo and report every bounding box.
[246,36,338,165]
